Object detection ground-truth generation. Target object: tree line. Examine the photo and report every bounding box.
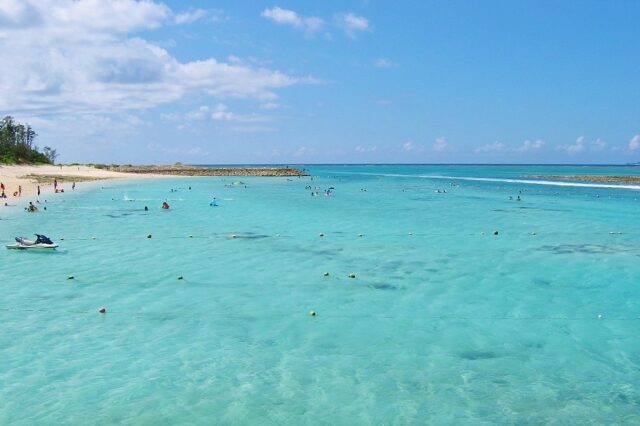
[0,116,57,164]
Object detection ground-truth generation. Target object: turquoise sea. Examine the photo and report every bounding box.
[1,165,640,425]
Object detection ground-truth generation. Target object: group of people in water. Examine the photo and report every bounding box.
[26,201,45,212]
[0,179,74,211]
[114,186,219,211]
[306,185,334,197]
[155,184,235,210]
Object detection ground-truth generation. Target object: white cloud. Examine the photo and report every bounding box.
[260,102,280,110]
[147,142,206,157]
[433,137,449,152]
[402,141,415,152]
[210,103,269,123]
[187,105,210,121]
[517,139,544,151]
[564,136,586,154]
[355,145,377,153]
[629,134,640,151]
[0,1,314,117]
[335,13,370,37]
[374,58,394,68]
[261,7,323,33]
[592,138,606,151]
[208,9,229,23]
[174,8,207,25]
[402,141,426,153]
[262,7,370,38]
[474,141,505,153]
[125,114,147,126]
[211,103,235,121]
[50,0,170,34]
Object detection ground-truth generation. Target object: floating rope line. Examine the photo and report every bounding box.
[50,231,636,242]
[0,307,638,321]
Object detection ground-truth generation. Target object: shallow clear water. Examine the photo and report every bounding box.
[1,165,639,425]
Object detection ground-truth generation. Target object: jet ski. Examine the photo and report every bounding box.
[6,234,58,250]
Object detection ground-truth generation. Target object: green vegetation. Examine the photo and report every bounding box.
[0,116,56,164]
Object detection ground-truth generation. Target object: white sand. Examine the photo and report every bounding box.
[0,164,164,208]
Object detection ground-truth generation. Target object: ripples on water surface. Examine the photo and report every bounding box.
[1,165,639,425]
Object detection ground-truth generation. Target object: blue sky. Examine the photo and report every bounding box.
[0,0,638,164]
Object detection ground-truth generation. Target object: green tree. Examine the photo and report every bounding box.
[42,146,58,164]
[0,116,54,164]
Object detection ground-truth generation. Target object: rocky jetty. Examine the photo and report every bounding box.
[99,164,308,177]
[527,175,640,184]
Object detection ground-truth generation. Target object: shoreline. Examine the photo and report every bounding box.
[0,164,307,210]
[0,164,165,209]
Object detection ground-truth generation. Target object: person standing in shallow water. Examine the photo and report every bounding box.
[37,185,40,196]
[53,178,57,191]
[72,182,76,191]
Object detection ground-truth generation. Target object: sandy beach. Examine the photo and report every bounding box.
[0,164,163,208]
[0,164,306,210]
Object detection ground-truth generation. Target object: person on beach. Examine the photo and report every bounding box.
[54,178,58,190]
[0,182,4,191]
[18,185,22,196]
[37,185,40,196]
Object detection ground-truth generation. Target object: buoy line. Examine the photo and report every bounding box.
[0,307,636,321]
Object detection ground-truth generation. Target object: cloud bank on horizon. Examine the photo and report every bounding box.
[0,0,638,164]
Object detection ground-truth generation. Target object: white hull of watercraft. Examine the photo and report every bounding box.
[6,235,58,250]
[6,243,58,250]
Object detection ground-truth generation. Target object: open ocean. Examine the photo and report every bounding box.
[1,164,639,425]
